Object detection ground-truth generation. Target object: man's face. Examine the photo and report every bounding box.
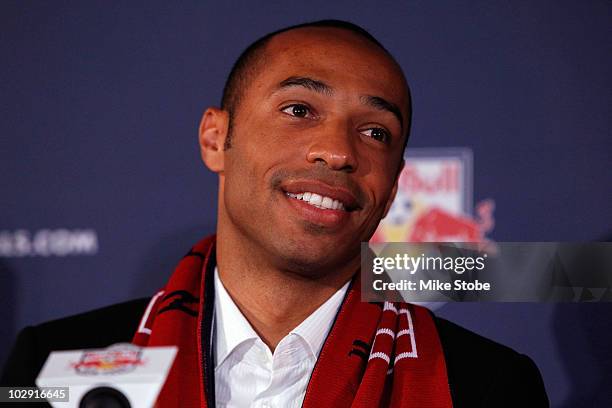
[216,27,410,274]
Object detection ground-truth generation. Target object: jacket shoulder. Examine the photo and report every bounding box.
[434,316,549,407]
[1,298,150,387]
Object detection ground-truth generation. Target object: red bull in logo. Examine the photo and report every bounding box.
[72,344,144,375]
[371,149,495,243]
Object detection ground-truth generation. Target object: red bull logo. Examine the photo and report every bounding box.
[72,344,144,375]
[401,161,460,193]
[371,149,495,244]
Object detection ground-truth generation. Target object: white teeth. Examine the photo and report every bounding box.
[286,191,346,211]
[309,193,322,206]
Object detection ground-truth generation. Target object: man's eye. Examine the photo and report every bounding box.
[281,104,311,118]
[361,128,390,143]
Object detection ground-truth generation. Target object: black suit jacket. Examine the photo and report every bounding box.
[1,298,549,407]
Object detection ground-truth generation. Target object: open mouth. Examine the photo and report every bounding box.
[277,178,361,227]
[285,191,346,211]
[280,179,360,212]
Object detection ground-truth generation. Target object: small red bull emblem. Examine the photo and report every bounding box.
[72,343,144,375]
[371,148,495,244]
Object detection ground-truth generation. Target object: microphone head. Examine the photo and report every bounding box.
[79,386,131,408]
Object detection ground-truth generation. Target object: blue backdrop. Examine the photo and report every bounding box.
[1,1,611,406]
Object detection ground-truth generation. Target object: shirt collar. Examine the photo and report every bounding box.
[289,280,349,358]
[213,267,350,367]
[214,267,260,368]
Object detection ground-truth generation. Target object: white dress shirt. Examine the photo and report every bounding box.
[213,268,349,408]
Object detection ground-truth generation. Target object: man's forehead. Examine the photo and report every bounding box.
[265,26,398,71]
[260,27,411,115]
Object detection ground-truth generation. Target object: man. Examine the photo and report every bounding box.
[2,20,548,407]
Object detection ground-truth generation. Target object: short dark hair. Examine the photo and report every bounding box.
[220,19,411,151]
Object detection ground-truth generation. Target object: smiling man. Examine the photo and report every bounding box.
[201,22,410,352]
[2,20,548,407]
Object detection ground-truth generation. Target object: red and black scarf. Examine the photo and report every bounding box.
[132,236,453,407]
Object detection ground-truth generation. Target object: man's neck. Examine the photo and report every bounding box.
[215,230,357,352]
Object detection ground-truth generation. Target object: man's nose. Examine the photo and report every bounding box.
[306,120,358,172]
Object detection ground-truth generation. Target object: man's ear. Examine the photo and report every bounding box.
[199,107,229,173]
[382,159,404,219]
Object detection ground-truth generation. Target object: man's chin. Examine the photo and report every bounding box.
[271,238,359,278]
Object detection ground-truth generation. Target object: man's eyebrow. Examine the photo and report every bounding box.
[277,76,334,96]
[361,95,404,130]
[274,78,403,129]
